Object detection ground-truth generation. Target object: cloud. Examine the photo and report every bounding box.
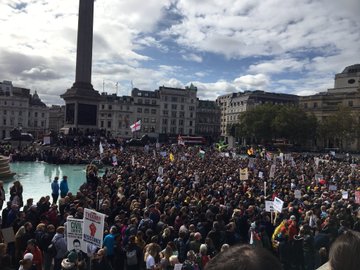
[234,74,270,90]
[182,53,202,63]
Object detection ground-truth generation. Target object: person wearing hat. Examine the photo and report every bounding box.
[61,251,78,270]
[24,239,42,270]
[19,253,35,270]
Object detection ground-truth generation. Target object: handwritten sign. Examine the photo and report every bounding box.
[273,197,284,213]
[83,208,105,248]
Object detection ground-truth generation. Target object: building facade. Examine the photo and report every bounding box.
[195,100,221,141]
[300,64,360,151]
[216,90,299,137]
[49,105,65,132]
[0,81,49,139]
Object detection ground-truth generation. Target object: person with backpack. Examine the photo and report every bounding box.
[126,235,142,270]
[51,226,67,270]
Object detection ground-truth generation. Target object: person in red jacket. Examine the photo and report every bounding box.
[24,239,43,270]
[288,216,298,240]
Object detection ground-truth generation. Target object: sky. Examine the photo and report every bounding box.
[1,0,360,105]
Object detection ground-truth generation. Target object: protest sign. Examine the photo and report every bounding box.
[239,168,248,181]
[67,217,86,252]
[248,158,255,169]
[131,156,135,166]
[174,264,183,270]
[355,191,360,204]
[158,166,164,176]
[342,191,349,200]
[258,171,264,179]
[294,190,301,199]
[1,227,15,243]
[329,185,337,191]
[265,201,274,212]
[83,208,105,248]
[273,197,284,213]
[269,164,276,178]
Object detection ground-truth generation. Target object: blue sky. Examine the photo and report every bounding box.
[0,0,359,104]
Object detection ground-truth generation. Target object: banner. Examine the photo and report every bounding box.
[273,197,284,213]
[83,208,105,248]
[239,168,248,181]
[67,217,86,252]
[294,190,301,199]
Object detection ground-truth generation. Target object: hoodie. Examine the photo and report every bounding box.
[52,233,67,259]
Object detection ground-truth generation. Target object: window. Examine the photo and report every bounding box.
[190,112,193,118]
[171,127,176,133]
[35,112,38,117]
[42,113,45,117]
[145,99,150,104]
[181,98,185,103]
[313,102,317,108]
[34,120,38,127]
[171,97,178,102]
[137,108,142,113]
[171,119,176,125]
[3,119,6,125]
[162,127,167,133]
[179,119,184,126]
[349,101,353,107]
[151,100,156,105]
[171,104,177,110]
[189,120,193,126]
[101,105,105,109]
[107,121,112,128]
[108,105,112,110]
[19,111,22,116]
[151,109,156,114]
[179,111,185,117]
[163,110,168,115]
[151,118,156,123]
[144,118,149,123]
[162,118,168,124]
[4,110,7,115]
[164,104,168,109]
[189,106,195,111]
[181,105,184,110]
[107,113,111,117]
[171,111,177,117]
[118,121,122,128]
[41,121,45,127]
[101,121,104,128]
[144,108,149,114]
[189,129,193,135]
[138,99,143,104]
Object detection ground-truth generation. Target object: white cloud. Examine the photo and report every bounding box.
[234,74,270,90]
[182,53,203,63]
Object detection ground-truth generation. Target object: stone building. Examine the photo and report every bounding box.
[0,80,49,139]
[195,100,221,142]
[49,105,65,132]
[300,64,360,151]
[216,90,298,138]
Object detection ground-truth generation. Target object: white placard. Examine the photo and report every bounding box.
[273,197,284,213]
[258,171,264,179]
[342,191,349,199]
[83,208,105,248]
[158,166,164,176]
[329,185,337,191]
[67,217,86,252]
[294,190,301,199]
[131,156,135,166]
[265,201,274,212]
[269,164,276,178]
[174,264,183,270]
[1,227,15,243]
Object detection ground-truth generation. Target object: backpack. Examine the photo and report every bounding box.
[47,243,57,257]
[126,249,138,266]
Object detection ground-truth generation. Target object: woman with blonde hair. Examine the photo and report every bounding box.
[145,244,158,270]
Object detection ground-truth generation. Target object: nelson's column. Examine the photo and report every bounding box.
[61,0,100,132]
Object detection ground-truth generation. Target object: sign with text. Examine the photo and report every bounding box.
[239,168,248,181]
[329,185,337,191]
[265,200,274,212]
[269,164,276,178]
[342,191,349,200]
[273,197,284,213]
[83,208,105,248]
[67,217,86,252]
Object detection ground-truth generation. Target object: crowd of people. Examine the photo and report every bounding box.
[0,142,359,270]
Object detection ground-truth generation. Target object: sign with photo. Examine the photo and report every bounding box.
[67,217,86,252]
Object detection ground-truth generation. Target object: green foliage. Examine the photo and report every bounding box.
[234,104,317,144]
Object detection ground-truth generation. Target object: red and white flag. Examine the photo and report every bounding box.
[130,120,141,132]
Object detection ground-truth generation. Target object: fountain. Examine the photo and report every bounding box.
[0,155,16,180]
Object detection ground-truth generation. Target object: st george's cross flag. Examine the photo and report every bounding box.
[130,120,141,132]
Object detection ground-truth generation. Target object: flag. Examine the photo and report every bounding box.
[178,135,185,146]
[99,142,104,154]
[130,120,141,132]
[169,153,175,162]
